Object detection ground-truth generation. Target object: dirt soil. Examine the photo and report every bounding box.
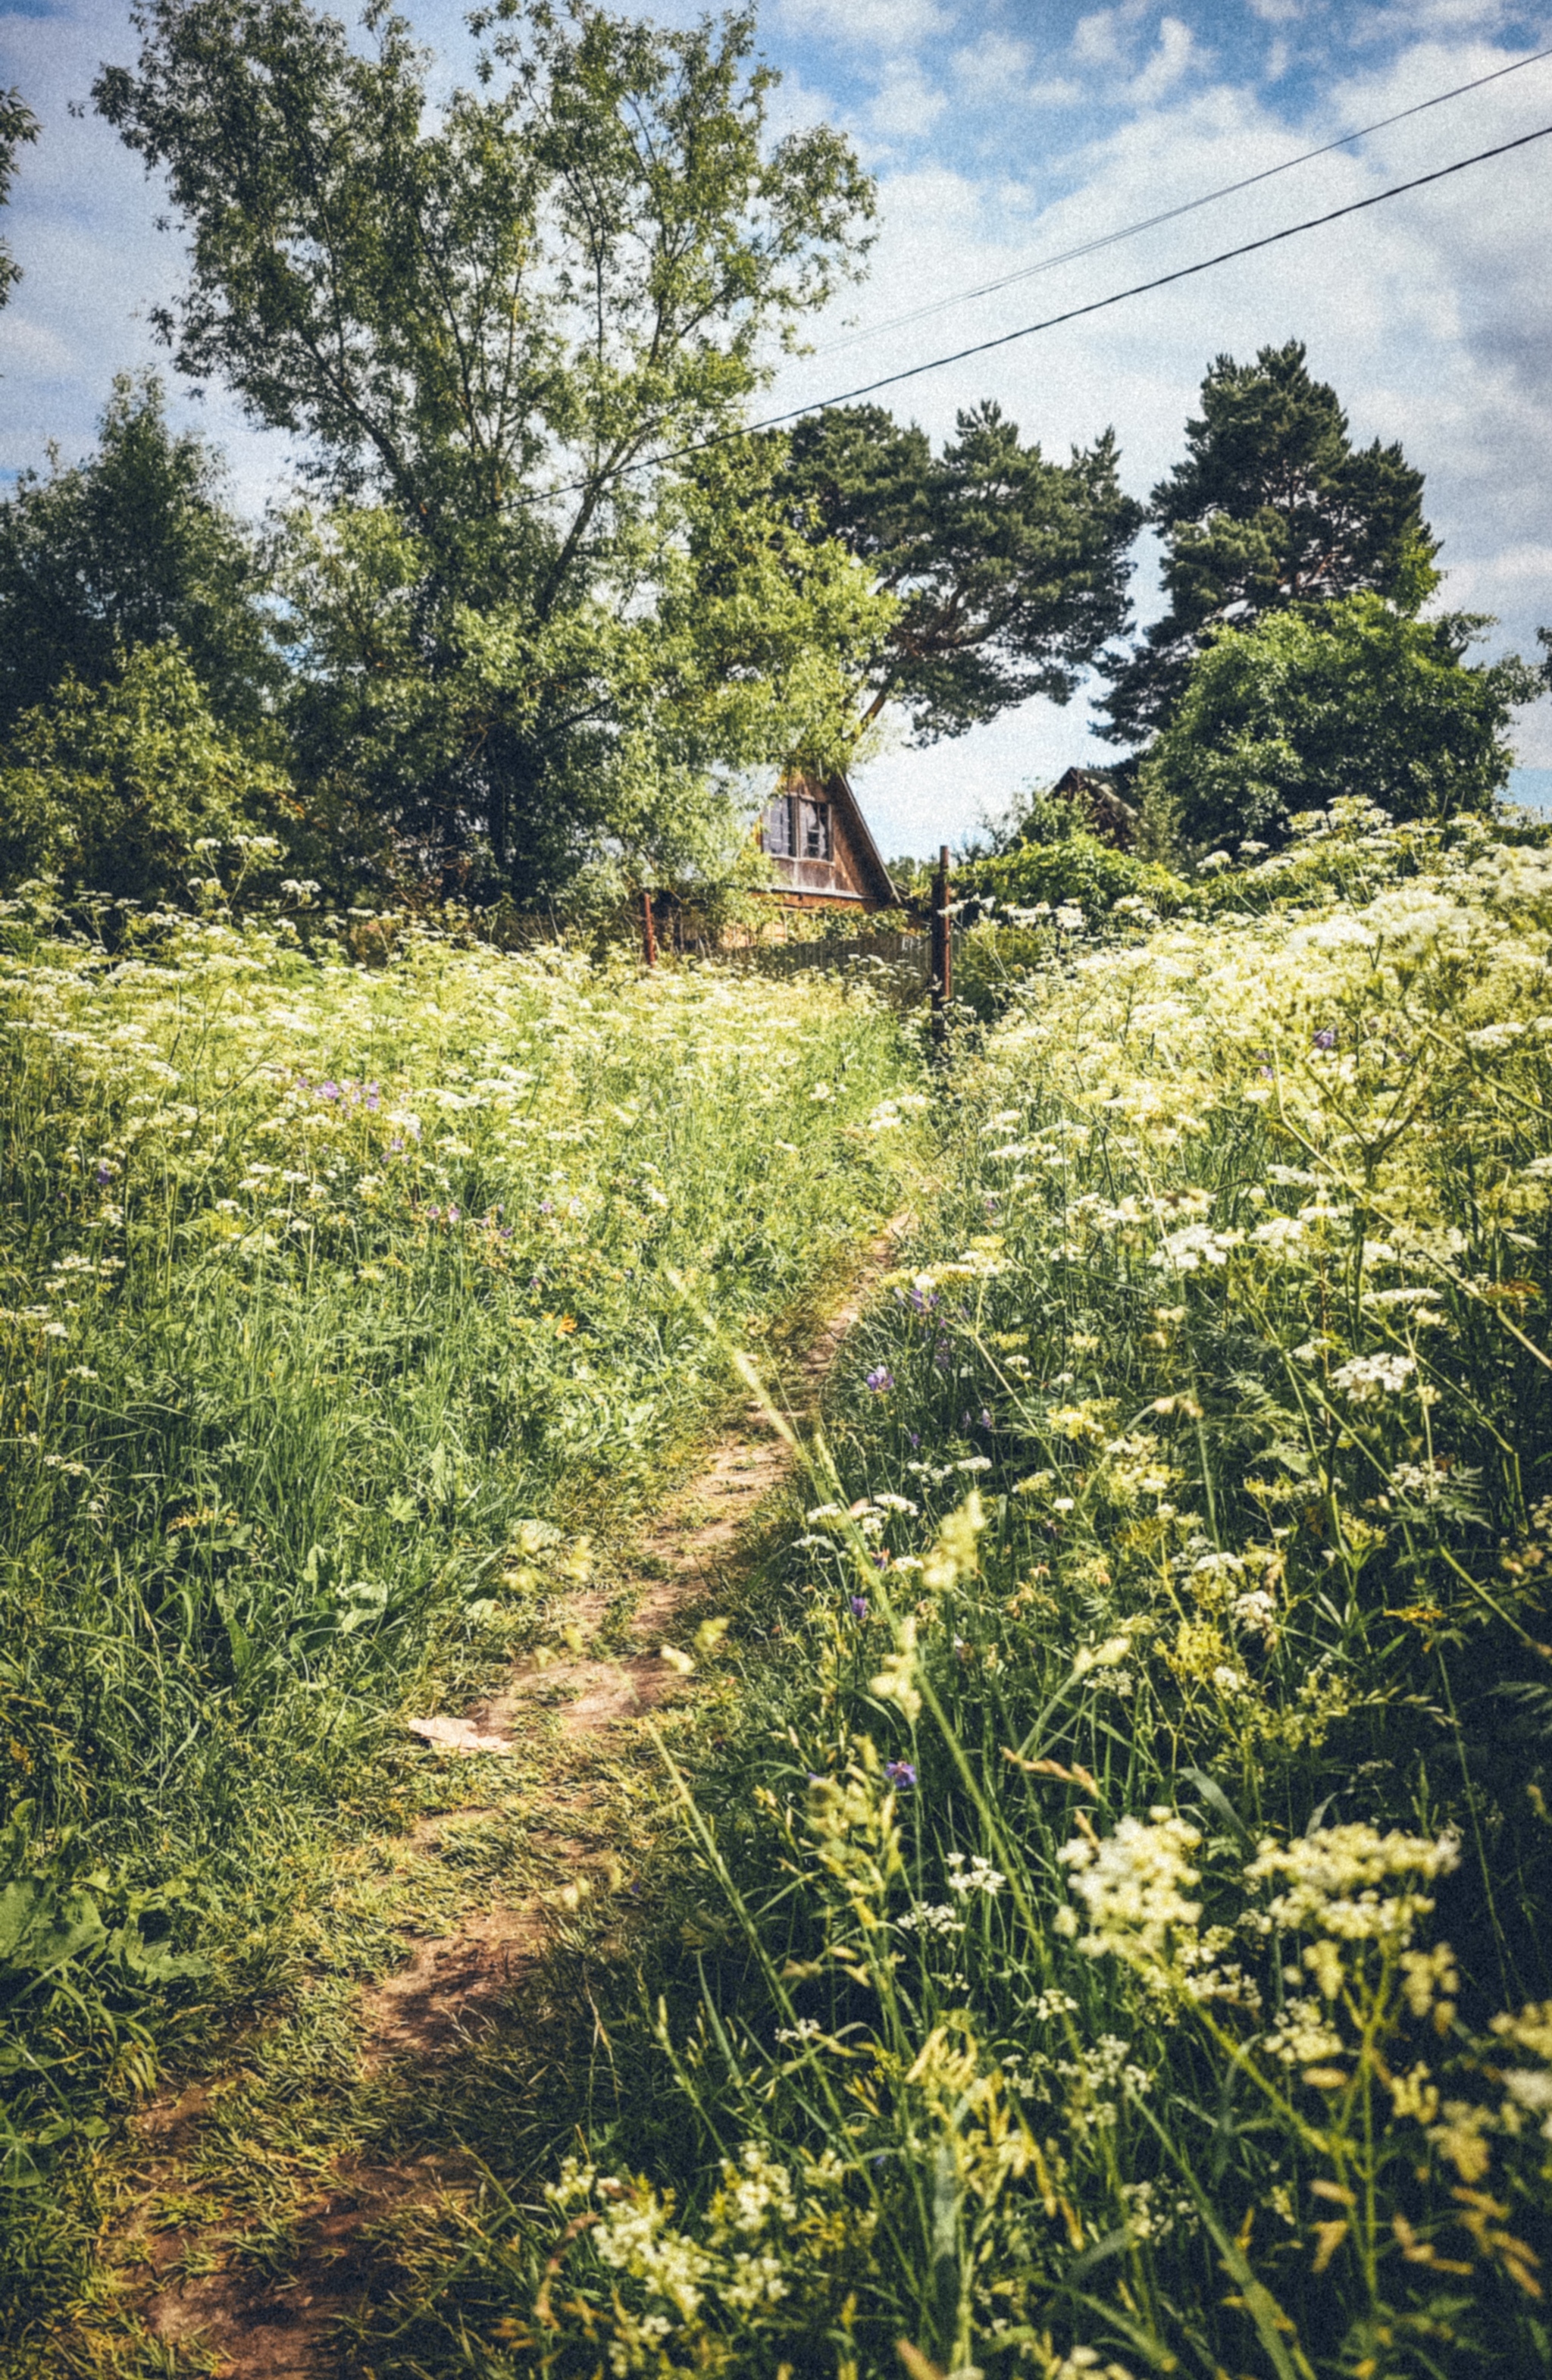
[121,1225,903,2378]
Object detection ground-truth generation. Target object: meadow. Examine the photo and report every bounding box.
[0,882,914,2318]
[375,804,1552,2380]
[6,802,1552,2380]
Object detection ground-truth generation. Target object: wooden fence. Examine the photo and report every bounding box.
[715,928,970,1008]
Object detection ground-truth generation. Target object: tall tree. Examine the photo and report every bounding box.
[0,85,38,311]
[1098,339,1438,749]
[0,373,280,741]
[95,0,881,898]
[771,400,1141,743]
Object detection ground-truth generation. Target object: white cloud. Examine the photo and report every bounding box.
[1128,16,1200,105]
[867,59,948,142]
[1072,4,1147,71]
[775,0,953,52]
[1354,1,1512,37]
[949,33,1034,89]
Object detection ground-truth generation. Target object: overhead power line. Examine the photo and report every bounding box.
[753,114,1552,427]
[816,43,1552,357]
[524,111,1552,508]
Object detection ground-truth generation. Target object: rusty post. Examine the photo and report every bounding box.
[641,888,657,969]
[930,842,951,1048]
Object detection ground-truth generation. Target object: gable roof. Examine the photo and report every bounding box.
[824,769,897,907]
[758,768,897,908]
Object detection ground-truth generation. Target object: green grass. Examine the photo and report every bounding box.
[370,809,1552,2380]
[0,896,921,2330]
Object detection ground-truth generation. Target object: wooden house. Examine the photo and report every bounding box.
[755,770,898,915]
[1050,766,1138,848]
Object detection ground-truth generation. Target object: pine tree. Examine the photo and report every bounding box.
[774,399,1141,744]
[1097,339,1438,749]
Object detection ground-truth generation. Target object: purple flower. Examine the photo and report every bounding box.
[909,1286,937,1316]
[1313,1028,1337,1051]
[850,1596,870,1620]
[318,1079,340,1101]
[907,1431,921,1450]
[388,1137,404,1155]
[426,1204,441,1221]
[980,1409,993,1431]
[365,1084,380,1111]
[885,1760,917,1791]
[865,1367,894,1393]
[446,1204,460,1224]
[95,1160,112,1186]
[538,1201,554,1215]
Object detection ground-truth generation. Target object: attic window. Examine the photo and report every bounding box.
[798,798,832,860]
[764,797,793,856]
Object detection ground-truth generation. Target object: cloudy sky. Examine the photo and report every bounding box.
[3,0,1552,854]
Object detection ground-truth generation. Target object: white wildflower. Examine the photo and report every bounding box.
[1329,1352,1416,1403]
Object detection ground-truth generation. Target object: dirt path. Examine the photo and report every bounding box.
[124,1223,903,2378]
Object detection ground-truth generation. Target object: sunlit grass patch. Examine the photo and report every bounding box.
[0,898,919,2302]
[413,811,1552,2380]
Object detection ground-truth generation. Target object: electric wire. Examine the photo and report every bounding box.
[525,111,1552,506]
[815,43,1552,357]
[756,114,1552,425]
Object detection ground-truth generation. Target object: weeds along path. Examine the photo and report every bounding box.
[114,1219,907,2380]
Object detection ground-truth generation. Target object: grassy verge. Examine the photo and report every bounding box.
[385,813,1552,2379]
[0,897,922,2326]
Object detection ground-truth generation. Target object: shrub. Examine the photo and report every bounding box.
[0,641,289,907]
[1139,593,1540,856]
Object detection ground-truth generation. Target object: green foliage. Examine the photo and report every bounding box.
[0,84,37,308]
[1100,339,1439,747]
[961,829,1187,922]
[0,373,281,741]
[772,399,1142,742]
[0,641,291,907]
[1140,593,1540,856]
[401,817,1552,2380]
[97,0,883,902]
[0,908,915,2227]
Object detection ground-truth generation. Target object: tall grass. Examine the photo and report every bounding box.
[405,806,1552,2380]
[0,891,916,2249]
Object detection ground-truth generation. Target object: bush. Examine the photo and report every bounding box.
[0,641,290,907]
[959,828,1188,922]
[1141,593,1540,856]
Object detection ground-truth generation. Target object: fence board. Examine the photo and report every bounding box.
[715,930,940,1006]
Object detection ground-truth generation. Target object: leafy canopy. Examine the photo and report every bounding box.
[771,399,1141,743]
[0,84,37,310]
[96,0,883,900]
[0,373,280,743]
[1099,339,1438,748]
[1139,593,1541,855]
[0,642,290,906]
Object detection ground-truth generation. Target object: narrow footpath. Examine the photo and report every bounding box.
[102,1225,903,2379]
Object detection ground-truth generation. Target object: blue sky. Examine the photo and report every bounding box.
[3,0,1552,853]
